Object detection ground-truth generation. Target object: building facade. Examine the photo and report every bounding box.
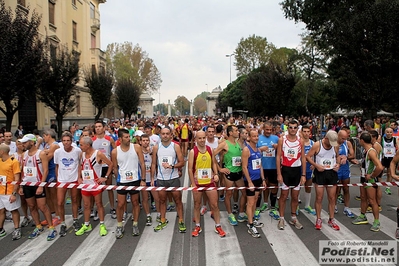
[206,86,222,116]
[1,0,107,132]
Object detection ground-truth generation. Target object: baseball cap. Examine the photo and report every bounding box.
[134,130,143,137]
[18,134,37,143]
[326,130,338,147]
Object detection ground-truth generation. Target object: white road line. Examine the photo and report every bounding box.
[63,214,118,266]
[261,214,319,265]
[350,208,397,240]
[129,212,177,265]
[0,215,74,266]
[301,209,375,266]
[203,212,245,266]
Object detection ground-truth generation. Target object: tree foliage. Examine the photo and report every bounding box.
[37,45,80,138]
[85,68,114,121]
[115,79,140,119]
[106,42,162,93]
[234,34,276,76]
[174,96,190,116]
[0,3,47,130]
[281,0,399,118]
[194,97,207,115]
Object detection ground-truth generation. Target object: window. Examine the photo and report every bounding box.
[90,3,95,19]
[76,95,81,115]
[91,34,96,48]
[72,21,77,42]
[91,64,96,75]
[50,45,57,61]
[49,2,55,25]
[17,0,26,6]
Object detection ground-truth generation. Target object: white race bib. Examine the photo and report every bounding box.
[322,159,333,169]
[82,170,94,181]
[262,148,275,157]
[286,147,299,159]
[0,175,5,184]
[251,158,261,170]
[145,162,151,173]
[161,156,173,165]
[197,168,212,185]
[120,170,138,182]
[23,166,38,182]
[232,156,241,167]
[384,147,395,157]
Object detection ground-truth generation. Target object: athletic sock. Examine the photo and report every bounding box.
[304,192,311,208]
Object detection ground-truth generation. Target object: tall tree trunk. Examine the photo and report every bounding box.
[56,115,63,140]
[94,109,102,122]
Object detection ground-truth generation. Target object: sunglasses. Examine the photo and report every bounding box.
[289,126,298,129]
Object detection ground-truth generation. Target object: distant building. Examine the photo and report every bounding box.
[206,86,222,116]
[139,93,155,118]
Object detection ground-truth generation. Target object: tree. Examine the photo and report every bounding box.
[106,42,162,93]
[174,96,190,116]
[115,79,140,119]
[193,97,207,115]
[234,34,276,76]
[281,0,399,118]
[85,68,114,121]
[217,76,247,113]
[37,45,80,138]
[0,3,47,131]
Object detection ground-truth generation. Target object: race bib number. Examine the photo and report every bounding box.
[286,147,299,159]
[232,156,241,167]
[81,170,94,180]
[161,156,173,165]
[145,162,151,173]
[361,168,365,177]
[384,147,394,157]
[322,159,333,169]
[0,175,5,184]
[262,148,275,157]
[121,170,138,182]
[24,166,38,180]
[197,168,212,185]
[252,158,261,170]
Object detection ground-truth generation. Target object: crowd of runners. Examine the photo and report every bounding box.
[1,113,399,241]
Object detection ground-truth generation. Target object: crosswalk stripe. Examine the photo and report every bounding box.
[0,215,74,265]
[261,214,319,265]
[63,214,118,266]
[351,208,397,239]
[129,212,177,265]
[203,212,245,266]
[301,209,375,266]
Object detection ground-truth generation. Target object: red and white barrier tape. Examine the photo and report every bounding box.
[4,181,399,191]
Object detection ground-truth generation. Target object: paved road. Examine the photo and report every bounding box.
[0,165,398,266]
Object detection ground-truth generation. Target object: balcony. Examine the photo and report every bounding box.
[91,18,100,33]
[90,48,106,66]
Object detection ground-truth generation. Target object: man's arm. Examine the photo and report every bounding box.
[173,143,184,169]
[187,149,195,186]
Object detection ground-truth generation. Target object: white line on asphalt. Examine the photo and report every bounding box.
[63,214,118,266]
[203,212,245,266]
[0,215,74,266]
[129,212,177,265]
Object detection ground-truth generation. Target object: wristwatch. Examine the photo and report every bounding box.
[141,179,146,182]
[104,175,108,179]
[171,165,175,169]
[12,191,17,196]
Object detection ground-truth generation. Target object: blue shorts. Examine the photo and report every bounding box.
[146,181,157,187]
[306,171,313,181]
[46,174,56,183]
[337,170,350,181]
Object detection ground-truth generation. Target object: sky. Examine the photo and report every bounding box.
[100,0,305,105]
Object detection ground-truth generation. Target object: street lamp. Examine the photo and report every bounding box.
[226,53,234,84]
[205,83,208,92]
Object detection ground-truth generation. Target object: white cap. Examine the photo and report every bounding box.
[18,134,36,143]
[326,130,338,147]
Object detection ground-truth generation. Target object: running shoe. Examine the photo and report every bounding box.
[334,206,338,214]
[100,224,107,236]
[289,218,303,230]
[167,203,176,211]
[60,224,67,237]
[73,219,80,231]
[154,220,168,232]
[328,219,340,231]
[178,222,186,233]
[90,210,95,218]
[315,218,322,230]
[396,228,399,239]
[12,228,21,240]
[232,204,239,214]
[40,219,48,226]
[5,211,12,222]
[210,211,214,220]
[110,209,117,219]
[366,206,372,213]
[0,228,6,237]
[355,195,361,201]
[215,225,226,237]
[228,214,238,226]
[385,187,391,195]
[343,208,355,218]
[254,209,261,220]
[115,226,124,239]
[277,219,285,230]
[122,212,127,223]
[132,224,140,236]
[151,202,156,211]
[370,221,380,232]
[21,216,32,227]
[78,207,83,215]
[93,211,99,221]
[75,224,92,236]
[52,217,60,226]
[29,227,44,239]
[247,224,260,238]
[337,194,344,204]
[352,215,368,225]
[47,228,57,241]
[379,206,382,212]
[146,216,152,226]
[156,214,161,223]
[237,213,248,223]
[304,206,316,215]
[66,196,71,204]
[192,225,202,237]
[219,195,225,202]
[296,206,300,216]
[269,209,280,220]
[253,219,264,228]
[127,194,131,203]
[200,206,207,216]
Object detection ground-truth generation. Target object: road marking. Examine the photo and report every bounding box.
[203,212,245,266]
[261,214,318,265]
[63,214,118,266]
[129,212,177,265]
[0,215,74,266]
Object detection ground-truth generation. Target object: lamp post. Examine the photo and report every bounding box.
[205,83,208,92]
[226,53,234,84]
